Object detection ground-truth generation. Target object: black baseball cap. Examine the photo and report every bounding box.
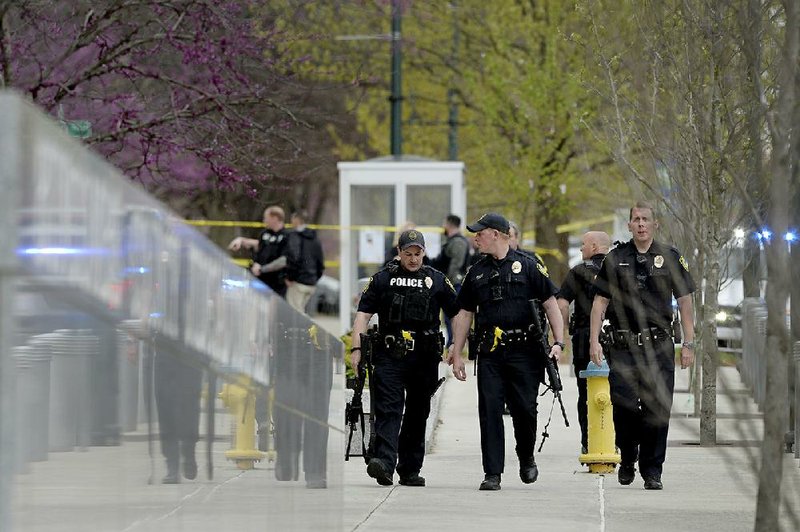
[398,229,426,250]
[467,212,510,235]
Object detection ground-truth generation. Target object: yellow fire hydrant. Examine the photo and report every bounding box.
[579,360,621,473]
[218,375,265,470]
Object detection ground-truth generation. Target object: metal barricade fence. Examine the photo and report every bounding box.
[0,91,344,531]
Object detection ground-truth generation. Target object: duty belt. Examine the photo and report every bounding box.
[381,329,442,357]
[614,327,671,346]
[475,327,530,353]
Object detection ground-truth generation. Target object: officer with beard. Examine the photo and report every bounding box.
[350,229,459,487]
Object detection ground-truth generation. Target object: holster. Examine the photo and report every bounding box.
[467,330,478,360]
[599,325,614,350]
[360,327,377,365]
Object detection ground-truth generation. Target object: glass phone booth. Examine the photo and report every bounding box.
[337,157,465,335]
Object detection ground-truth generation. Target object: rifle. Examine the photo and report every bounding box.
[345,326,377,462]
[529,300,569,452]
[344,359,367,461]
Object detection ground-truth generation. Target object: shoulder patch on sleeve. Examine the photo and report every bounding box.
[536,261,549,278]
[679,256,690,272]
[363,277,373,293]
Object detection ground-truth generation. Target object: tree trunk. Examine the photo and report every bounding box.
[700,258,719,444]
[535,208,568,284]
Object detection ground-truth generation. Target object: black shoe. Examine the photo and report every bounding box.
[183,457,197,480]
[479,474,501,491]
[367,459,393,486]
[399,474,426,487]
[519,457,539,484]
[162,471,179,484]
[643,476,663,490]
[306,478,327,489]
[618,464,635,485]
[581,445,588,455]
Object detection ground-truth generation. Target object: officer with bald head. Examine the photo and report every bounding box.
[556,231,612,454]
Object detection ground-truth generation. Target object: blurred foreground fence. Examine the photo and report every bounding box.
[739,297,799,461]
[0,91,343,531]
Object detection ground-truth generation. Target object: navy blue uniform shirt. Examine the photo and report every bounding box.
[359,262,459,333]
[456,248,557,331]
[558,253,606,330]
[594,239,695,332]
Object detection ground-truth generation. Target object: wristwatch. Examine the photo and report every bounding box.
[350,346,362,353]
[552,341,566,350]
[681,341,695,350]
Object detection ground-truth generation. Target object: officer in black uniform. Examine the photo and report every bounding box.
[557,230,612,454]
[350,229,459,487]
[228,205,288,452]
[447,213,565,491]
[228,205,288,297]
[430,214,471,346]
[589,201,696,491]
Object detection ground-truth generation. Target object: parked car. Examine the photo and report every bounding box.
[307,274,339,315]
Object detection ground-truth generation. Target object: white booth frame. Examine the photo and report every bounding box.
[337,159,466,335]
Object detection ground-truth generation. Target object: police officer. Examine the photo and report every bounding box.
[447,213,565,491]
[430,214,470,345]
[589,201,696,490]
[228,205,288,451]
[556,231,612,454]
[228,205,288,297]
[350,229,459,487]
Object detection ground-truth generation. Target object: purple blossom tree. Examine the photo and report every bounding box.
[0,0,310,201]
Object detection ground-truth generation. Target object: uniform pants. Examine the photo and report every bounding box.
[477,346,543,475]
[154,353,203,472]
[273,329,332,483]
[571,328,591,450]
[371,349,440,478]
[606,336,675,479]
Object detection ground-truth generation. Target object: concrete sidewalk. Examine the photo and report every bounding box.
[344,361,800,532]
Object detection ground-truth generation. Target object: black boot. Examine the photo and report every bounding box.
[618,464,636,485]
[479,474,501,491]
[519,456,539,484]
[367,459,393,486]
[161,440,179,484]
[181,441,197,480]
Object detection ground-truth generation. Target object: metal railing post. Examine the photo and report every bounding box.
[0,92,25,532]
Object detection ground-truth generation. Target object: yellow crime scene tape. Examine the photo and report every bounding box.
[187,215,614,265]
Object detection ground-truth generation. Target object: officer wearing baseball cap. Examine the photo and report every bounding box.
[466,212,511,235]
[350,228,459,487]
[447,213,565,491]
[398,229,426,251]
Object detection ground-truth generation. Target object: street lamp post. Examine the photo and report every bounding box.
[390,0,403,158]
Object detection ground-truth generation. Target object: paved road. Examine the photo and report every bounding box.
[344,362,800,532]
[9,310,800,531]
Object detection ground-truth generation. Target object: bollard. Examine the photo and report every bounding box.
[48,330,94,451]
[579,360,621,473]
[22,337,52,461]
[218,374,265,470]
[13,347,34,474]
[117,329,140,433]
